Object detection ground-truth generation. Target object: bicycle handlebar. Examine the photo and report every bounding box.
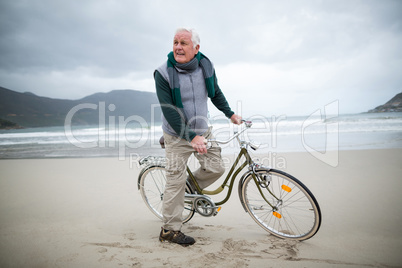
[207,120,252,145]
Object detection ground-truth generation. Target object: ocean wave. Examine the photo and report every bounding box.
[1,113,401,146]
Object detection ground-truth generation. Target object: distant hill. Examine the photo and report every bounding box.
[368,92,402,113]
[0,118,23,129]
[0,87,161,128]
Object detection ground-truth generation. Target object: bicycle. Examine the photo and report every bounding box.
[137,120,321,240]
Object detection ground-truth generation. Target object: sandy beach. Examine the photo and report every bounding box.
[0,149,401,267]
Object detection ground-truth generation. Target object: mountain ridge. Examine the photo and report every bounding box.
[368,92,402,113]
[0,87,161,128]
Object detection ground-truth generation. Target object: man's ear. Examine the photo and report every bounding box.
[195,44,200,54]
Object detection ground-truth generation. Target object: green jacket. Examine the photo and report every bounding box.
[154,64,234,142]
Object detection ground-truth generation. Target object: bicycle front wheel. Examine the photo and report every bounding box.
[138,165,195,223]
[241,168,321,240]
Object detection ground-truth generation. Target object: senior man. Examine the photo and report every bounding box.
[154,27,242,246]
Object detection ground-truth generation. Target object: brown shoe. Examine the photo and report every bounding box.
[159,228,195,246]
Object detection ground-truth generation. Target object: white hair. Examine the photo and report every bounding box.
[175,27,200,48]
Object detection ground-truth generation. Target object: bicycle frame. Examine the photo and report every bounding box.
[187,147,252,206]
[138,120,322,240]
[139,120,278,210]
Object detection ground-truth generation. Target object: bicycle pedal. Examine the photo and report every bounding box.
[213,206,222,216]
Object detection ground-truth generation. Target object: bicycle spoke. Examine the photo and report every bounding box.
[241,168,321,240]
[139,166,195,223]
[150,169,165,195]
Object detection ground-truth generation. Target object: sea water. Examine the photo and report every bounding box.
[0,112,401,159]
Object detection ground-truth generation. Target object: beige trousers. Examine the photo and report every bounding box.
[162,128,225,231]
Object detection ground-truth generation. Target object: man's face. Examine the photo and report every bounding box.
[173,31,199,64]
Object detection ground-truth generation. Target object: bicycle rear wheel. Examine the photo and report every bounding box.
[138,165,195,223]
[241,168,321,240]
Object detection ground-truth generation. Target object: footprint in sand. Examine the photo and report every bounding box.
[97,247,108,253]
[260,237,300,260]
[123,233,136,241]
[222,238,257,253]
[187,225,205,231]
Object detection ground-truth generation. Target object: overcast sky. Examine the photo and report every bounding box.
[1,0,401,116]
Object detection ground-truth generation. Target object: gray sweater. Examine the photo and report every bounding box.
[157,62,209,138]
[155,62,234,141]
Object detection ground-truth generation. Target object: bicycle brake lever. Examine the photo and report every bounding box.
[244,120,252,128]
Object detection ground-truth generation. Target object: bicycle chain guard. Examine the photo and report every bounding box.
[185,194,219,217]
[194,196,217,217]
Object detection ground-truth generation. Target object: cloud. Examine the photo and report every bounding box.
[0,67,155,100]
[0,0,401,115]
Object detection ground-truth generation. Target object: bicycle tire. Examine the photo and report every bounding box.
[138,165,195,223]
[240,168,321,240]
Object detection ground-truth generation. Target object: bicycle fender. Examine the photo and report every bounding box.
[238,170,254,212]
[137,165,165,190]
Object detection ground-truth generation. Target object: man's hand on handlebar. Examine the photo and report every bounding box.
[191,135,207,155]
[192,116,243,154]
[230,114,242,125]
